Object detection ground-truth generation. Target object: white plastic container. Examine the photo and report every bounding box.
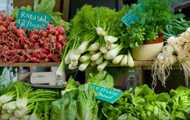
[0,0,13,15]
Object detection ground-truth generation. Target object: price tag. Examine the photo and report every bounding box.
[90,84,122,104]
[121,12,139,27]
[121,4,144,27]
[16,10,52,30]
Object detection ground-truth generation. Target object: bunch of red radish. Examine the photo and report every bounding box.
[0,12,67,63]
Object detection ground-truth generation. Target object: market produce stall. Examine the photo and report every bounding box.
[1,0,190,120]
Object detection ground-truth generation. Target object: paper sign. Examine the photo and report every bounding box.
[121,4,144,27]
[16,10,52,30]
[90,84,122,104]
[121,13,139,27]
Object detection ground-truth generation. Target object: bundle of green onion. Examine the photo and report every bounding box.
[0,82,58,120]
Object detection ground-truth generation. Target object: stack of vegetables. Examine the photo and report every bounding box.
[1,71,190,120]
[102,85,190,120]
[51,78,99,120]
[51,71,114,120]
[0,0,67,63]
[0,82,58,120]
[50,77,190,120]
[59,5,134,73]
[152,27,190,87]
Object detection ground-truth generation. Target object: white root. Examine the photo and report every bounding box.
[152,27,190,87]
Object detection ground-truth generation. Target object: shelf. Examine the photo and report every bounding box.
[0,62,60,67]
[134,60,153,67]
[31,84,65,89]
[0,61,154,68]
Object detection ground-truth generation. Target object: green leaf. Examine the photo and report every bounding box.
[34,0,55,13]
[88,71,114,88]
[134,84,154,97]
[157,93,170,102]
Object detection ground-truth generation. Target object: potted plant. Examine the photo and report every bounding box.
[124,0,174,60]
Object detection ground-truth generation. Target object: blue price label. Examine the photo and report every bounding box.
[16,10,52,30]
[121,12,139,27]
[90,84,122,104]
[121,4,144,27]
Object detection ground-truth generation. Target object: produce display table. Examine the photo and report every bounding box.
[0,61,153,67]
[0,62,59,67]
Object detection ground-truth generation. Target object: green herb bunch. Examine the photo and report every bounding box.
[121,0,174,48]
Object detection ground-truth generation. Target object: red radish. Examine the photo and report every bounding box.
[0,25,6,32]
[0,12,67,63]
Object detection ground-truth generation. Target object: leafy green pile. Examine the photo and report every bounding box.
[102,85,190,120]
[88,71,114,88]
[164,17,190,39]
[51,78,98,120]
[51,71,114,120]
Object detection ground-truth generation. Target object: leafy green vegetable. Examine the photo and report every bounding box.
[62,5,119,60]
[33,0,69,30]
[169,87,190,120]
[77,85,98,120]
[102,85,190,120]
[88,71,114,88]
[51,89,78,120]
[51,80,99,120]
[0,81,58,120]
[164,17,190,39]
[34,0,55,13]
[119,0,174,48]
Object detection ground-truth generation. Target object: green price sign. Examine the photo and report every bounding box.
[121,13,139,27]
[16,10,52,30]
[121,4,144,27]
[90,84,122,104]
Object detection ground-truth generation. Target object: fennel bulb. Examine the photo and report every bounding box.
[127,53,135,67]
[88,42,100,52]
[15,98,28,109]
[104,45,122,60]
[104,35,118,43]
[68,64,77,70]
[80,55,90,63]
[100,47,108,54]
[95,56,103,65]
[77,41,89,54]
[0,95,13,105]
[69,50,81,61]
[91,52,102,61]
[97,61,108,71]
[112,55,123,64]
[96,27,107,36]
[79,62,90,71]
[56,60,65,77]
[120,55,128,66]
